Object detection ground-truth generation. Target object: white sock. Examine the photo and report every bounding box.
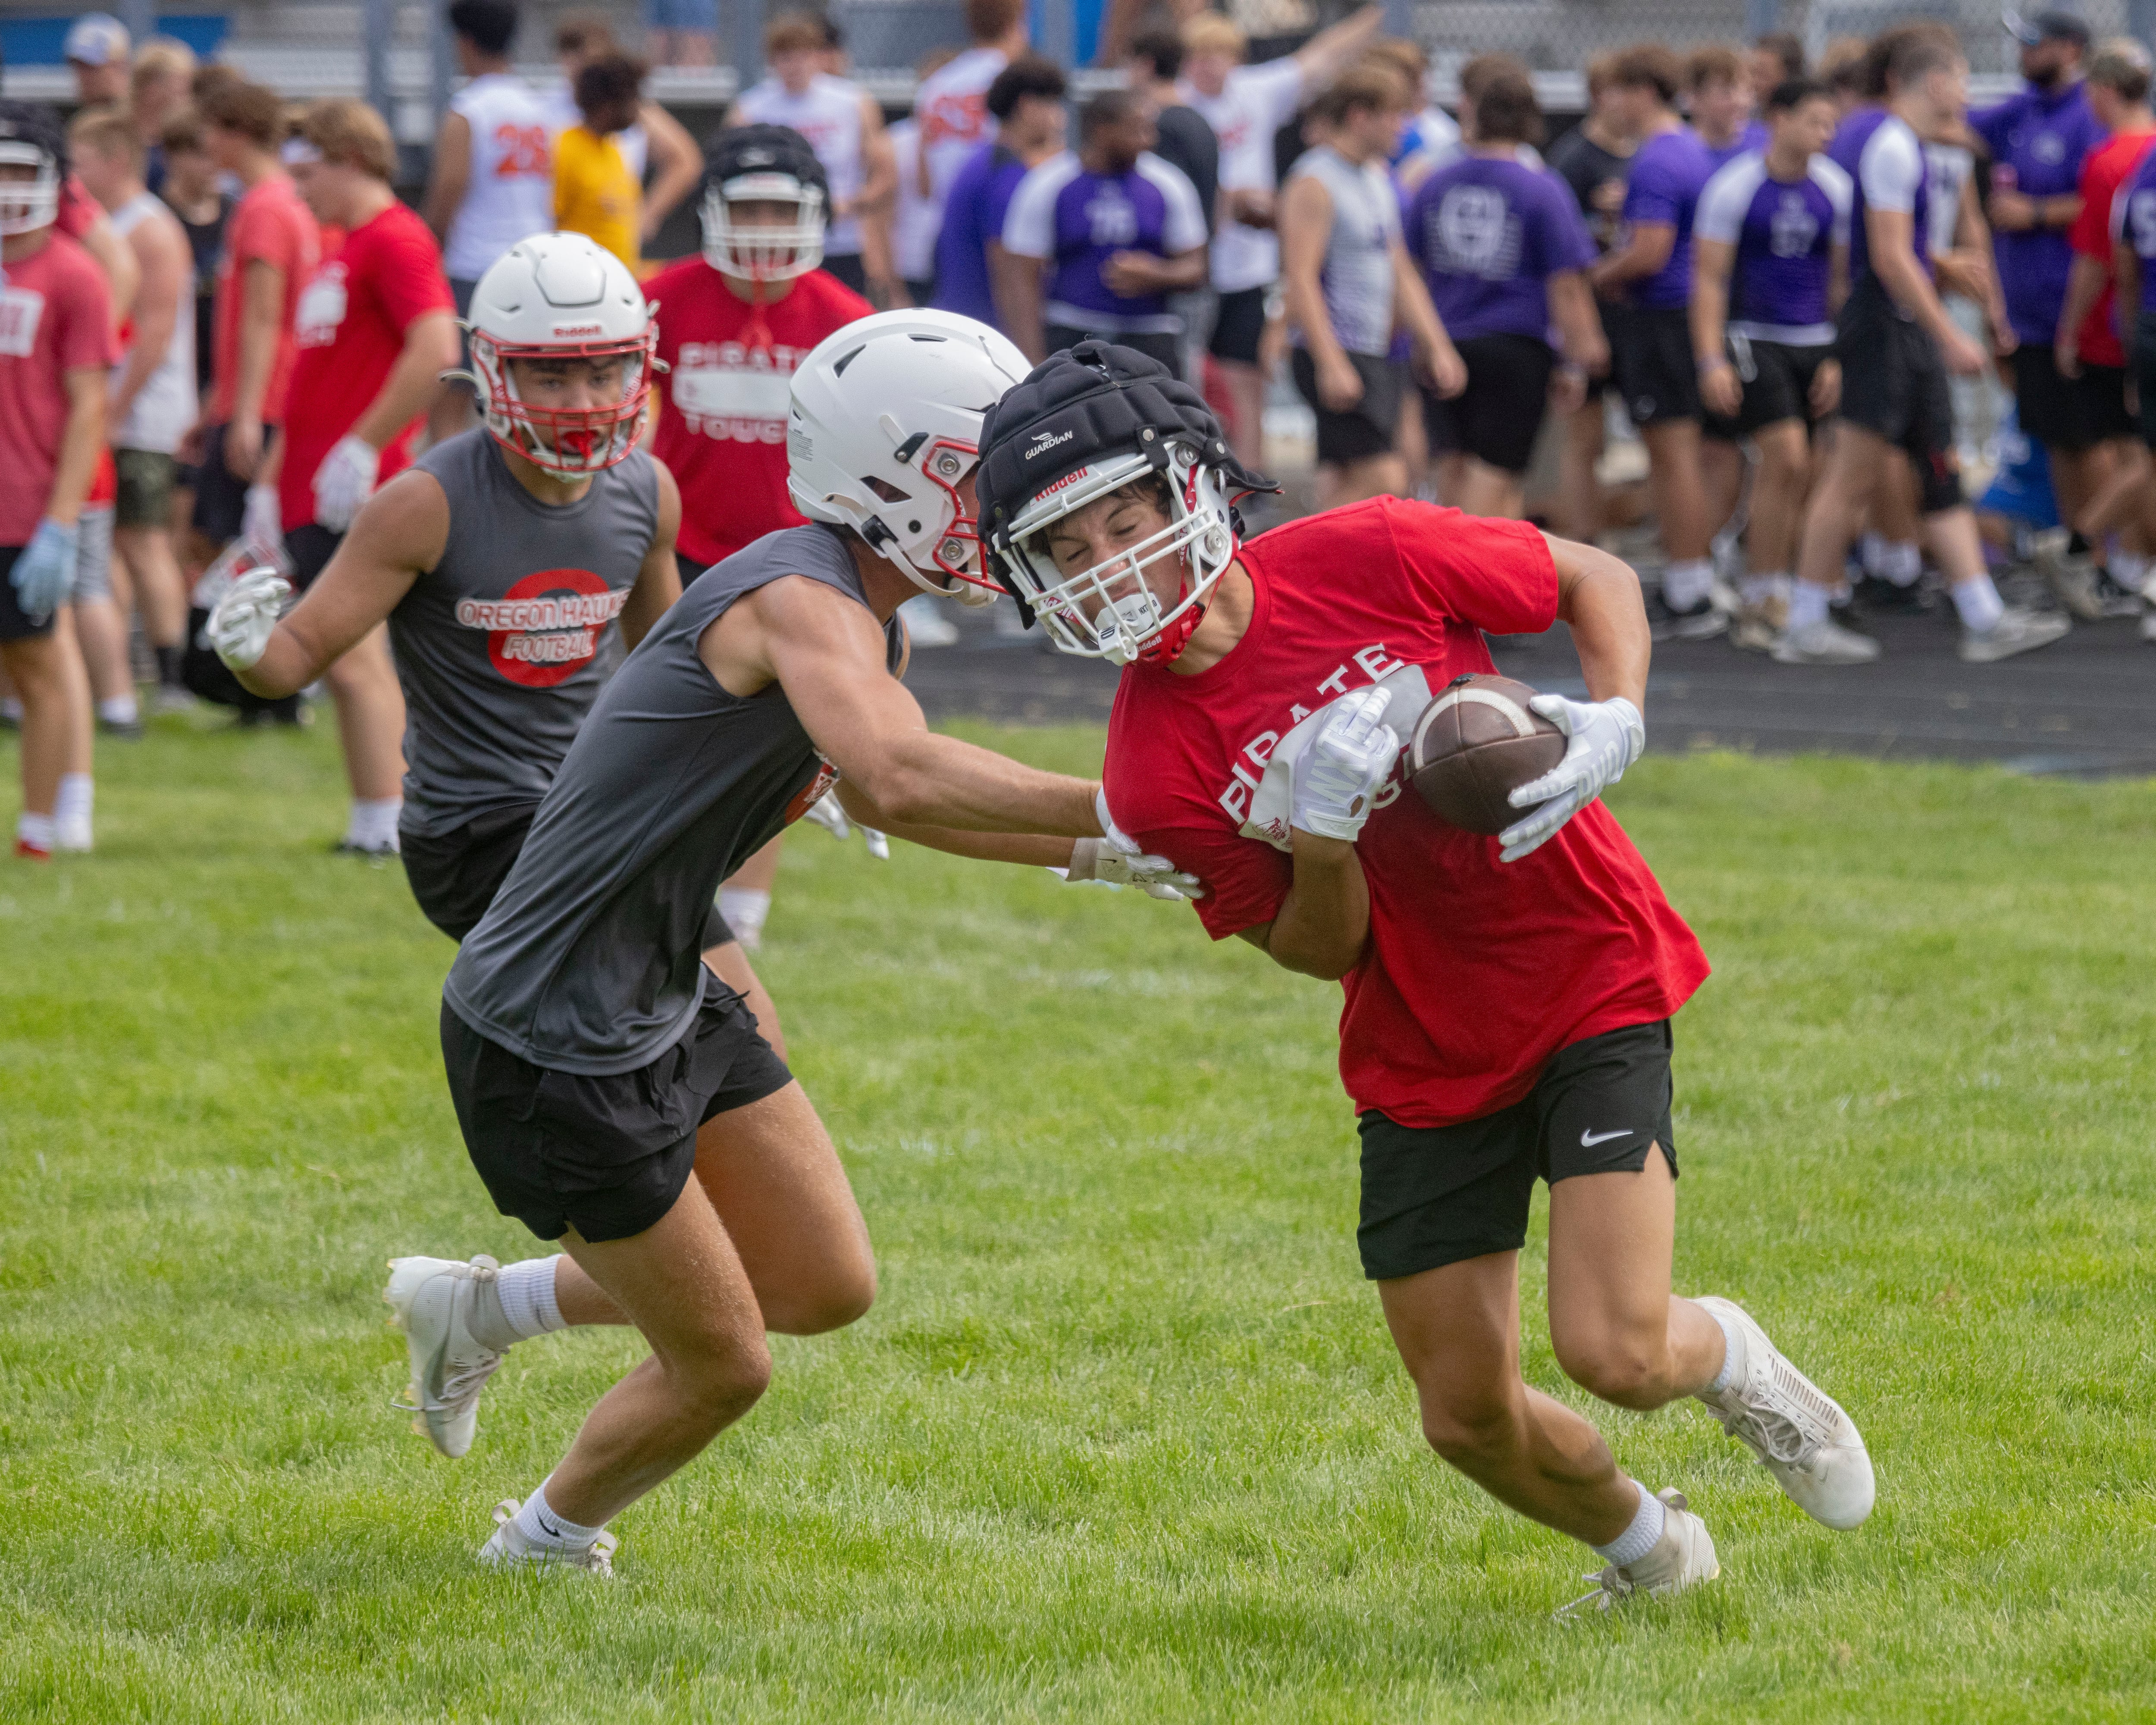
[1878,540,1921,585]
[719,887,771,946]
[97,694,139,726]
[0,697,21,723]
[494,1256,567,1342]
[1739,571,1789,608]
[1701,1303,1745,1394]
[1591,1481,1667,1567]
[1663,558,1716,612]
[1787,581,1831,633]
[17,810,56,852]
[511,1482,605,1554]
[345,797,402,850]
[56,773,93,827]
[1859,530,1888,573]
[1952,573,2006,634]
[2110,550,2147,593]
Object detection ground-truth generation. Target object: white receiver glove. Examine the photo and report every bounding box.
[312,434,381,533]
[206,565,291,671]
[1498,694,1645,862]
[1058,784,1204,900]
[9,517,77,622]
[1291,684,1399,842]
[802,788,889,859]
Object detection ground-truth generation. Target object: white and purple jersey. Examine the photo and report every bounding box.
[1001,150,1207,335]
[1829,107,1930,295]
[1619,127,1716,308]
[1695,149,1851,345]
[2110,147,2156,315]
[1406,153,1596,342]
[1699,119,1769,173]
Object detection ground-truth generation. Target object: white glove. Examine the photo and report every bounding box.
[802,789,889,859]
[1291,684,1398,842]
[206,564,291,671]
[241,483,283,549]
[1057,836,1205,900]
[9,517,77,621]
[1499,694,1645,862]
[311,434,380,533]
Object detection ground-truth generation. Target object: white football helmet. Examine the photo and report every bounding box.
[701,124,827,285]
[0,107,63,237]
[787,310,1031,605]
[457,233,657,477]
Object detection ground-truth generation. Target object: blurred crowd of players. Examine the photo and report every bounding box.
[4,0,2152,869]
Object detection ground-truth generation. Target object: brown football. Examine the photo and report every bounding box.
[1407,674,1567,835]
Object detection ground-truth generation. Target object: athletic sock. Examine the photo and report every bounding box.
[511,1482,605,1555]
[487,1255,567,1346]
[1952,573,2006,634]
[719,886,771,948]
[1879,541,1922,587]
[155,644,183,687]
[56,773,93,830]
[344,797,402,851]
[1859,530,1888,574]
[2111,550,2148,593]
[1787,581,1831,633]
[17,811,56,854]
[1663,558,1716,612]
[97,694,139,727]
[1739,571,1789,608]
[1591,1481,1667,1568]
[1701,1302,1746,1394]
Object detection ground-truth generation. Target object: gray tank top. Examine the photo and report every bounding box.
[390,430,661,838]
[444,524,903,1075]
[1288,144,1401,356]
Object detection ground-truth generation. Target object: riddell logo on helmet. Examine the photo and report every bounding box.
[1029,465,1093,508]
[552,323,603,338]
[1025,429,1074,459]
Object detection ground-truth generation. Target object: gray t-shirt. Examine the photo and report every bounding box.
[1288,144,1401,356]
[391,430,661,839]
[444,524,902,1075]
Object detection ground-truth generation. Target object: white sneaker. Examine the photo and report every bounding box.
[2029,530,2106,621]
[1694,1296,1874,1530]
[55,818,92,853]
[1557,1488,1720,1617]
[897,594,959,647]
[476,1498,617,1577]
[1772,618,1880,664]
[384,1255,507,1459]
[1959,604,2070,663]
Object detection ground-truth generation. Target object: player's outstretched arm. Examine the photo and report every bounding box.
[220,469,446,698]
[620,462,686,649]
[716,574,1100,836]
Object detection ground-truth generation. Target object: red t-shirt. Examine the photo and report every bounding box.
[0,232,116,543]
[279,202,454,531]
[210,172,320,426]
[1105,499,1711,1130]
[644,260,872,566]
[2069,127,2156,368]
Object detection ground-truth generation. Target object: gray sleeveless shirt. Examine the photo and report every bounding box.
[391,430,660,838]
[1287,144,1401,357]
[444,524,903,1074]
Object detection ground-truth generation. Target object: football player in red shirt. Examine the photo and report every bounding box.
[971,342,1877,1611]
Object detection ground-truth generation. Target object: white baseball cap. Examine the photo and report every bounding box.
[64,13,132,68]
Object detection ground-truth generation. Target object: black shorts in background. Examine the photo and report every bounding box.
[676,550,709,587]
[821,252,868,294]
[1702,336,1836,442]
[285,521,342,595]
[189,420,280,544]
[1356,1019,1678,1281]
[403,800,736,947]
[1423,333,1555,474]
[1291,346,1404,465]
[1611,304,1699,427]
[2013,341,2135,452]
[2134,315,2156,449]
[0,546,53,643]
[1209,285,1269,365]
[1837,283,1962,514]
[442,978,793,1243]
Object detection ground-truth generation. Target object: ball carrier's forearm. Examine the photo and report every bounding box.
[1247,832,1369,979]
[1549,533,1651,713]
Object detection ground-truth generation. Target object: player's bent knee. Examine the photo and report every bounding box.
[1551,1334,1667,1411]
[1418,1388,1526,1469]
[672,1333,773,1428]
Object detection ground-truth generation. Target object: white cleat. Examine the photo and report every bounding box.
[1557,1488,1720,1617]
[477,1498,617,1576]
[383,1254,506,1459]
[1959,604,2070,663]
[1694,1296,1874,1530]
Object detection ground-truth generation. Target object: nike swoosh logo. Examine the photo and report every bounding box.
[1579,1128,1633,1147]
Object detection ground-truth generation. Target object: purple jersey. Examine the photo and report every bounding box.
[1830,107,1930,294]
[1971,82,2105,341]
[932,144,1028,329]
[1700,119,1770,172]
[1619,127,1715,308]
[1407,152,1596,342]
[1001,150,1207,333]
[1694,149,1852,342]
[2111,145,2156,314]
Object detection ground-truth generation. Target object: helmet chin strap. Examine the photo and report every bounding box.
[1101,548,1208,667]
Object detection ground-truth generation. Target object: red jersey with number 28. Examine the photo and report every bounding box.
[1104,499,1710,1130]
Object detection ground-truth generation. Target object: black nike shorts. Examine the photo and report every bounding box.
[1422,332,1556,474]
[1836,281,1962,514]
[402,800,735,948]
[1611,304,1699,427]
[442,975,794,1243]
[1291,346,1404,465]
[1355,1019,1677,1281]
[1209,284,1269,365]
[1702,335,1836,442]
[2014,340,2136,453]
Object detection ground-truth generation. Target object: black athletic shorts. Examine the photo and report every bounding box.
[1836,282,1962,514]
[1209,284,1268,365]
[402,800,736,947]
[285,521,341,595]
[1048,324,1181,376]
[2134,315,2156,450]
[820,252,868,294]
[676,550,708,587]
[1702,335,1836,442]
[1291,346,1404,465]
[1355,1019,1677,1281]
[442,977,794,1243]
[1423,332,1555,474]
[2012,340,2135,452]
[1611,304,1699,427]
[190,420,280,544]
[0,545,53,642]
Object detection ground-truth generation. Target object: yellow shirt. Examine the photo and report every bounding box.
[554,124,641,275]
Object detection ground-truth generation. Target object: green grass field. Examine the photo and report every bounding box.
[4,716,2155,1722]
